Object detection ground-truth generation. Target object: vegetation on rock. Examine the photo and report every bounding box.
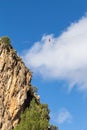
[13,98,50,130]
[13,96,58,130]
[1,36,11,44]
[1,36,13,48]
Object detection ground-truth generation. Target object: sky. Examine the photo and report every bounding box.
[0,0,87,130]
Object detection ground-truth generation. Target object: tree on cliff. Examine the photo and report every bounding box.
[13,98,50,130]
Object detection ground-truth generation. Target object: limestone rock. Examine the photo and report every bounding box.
[0,39,32,130]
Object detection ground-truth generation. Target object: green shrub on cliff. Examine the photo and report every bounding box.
[1,36,11,45]
[13,98,50,130]
[1,36,14,49]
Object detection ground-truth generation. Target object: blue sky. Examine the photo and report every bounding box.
[0,0,87,130]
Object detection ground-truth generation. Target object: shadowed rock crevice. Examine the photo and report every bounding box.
[22,90,33,111]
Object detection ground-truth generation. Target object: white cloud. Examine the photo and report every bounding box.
[50,108,72,124]
[57,108,72,124]
[22,15,87,91]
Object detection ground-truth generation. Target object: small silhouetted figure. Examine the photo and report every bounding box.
[49,38,51,42]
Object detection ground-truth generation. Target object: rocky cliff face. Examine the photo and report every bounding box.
[0,38,32,130]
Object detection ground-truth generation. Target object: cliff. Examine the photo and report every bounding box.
[0,37,33,130]
[0,37,58,130]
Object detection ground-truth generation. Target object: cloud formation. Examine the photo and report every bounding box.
[57,108,72,124]
[22,15,87,91]
[50,108,72,124]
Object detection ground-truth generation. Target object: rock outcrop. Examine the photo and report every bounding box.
[0,38,32,130]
